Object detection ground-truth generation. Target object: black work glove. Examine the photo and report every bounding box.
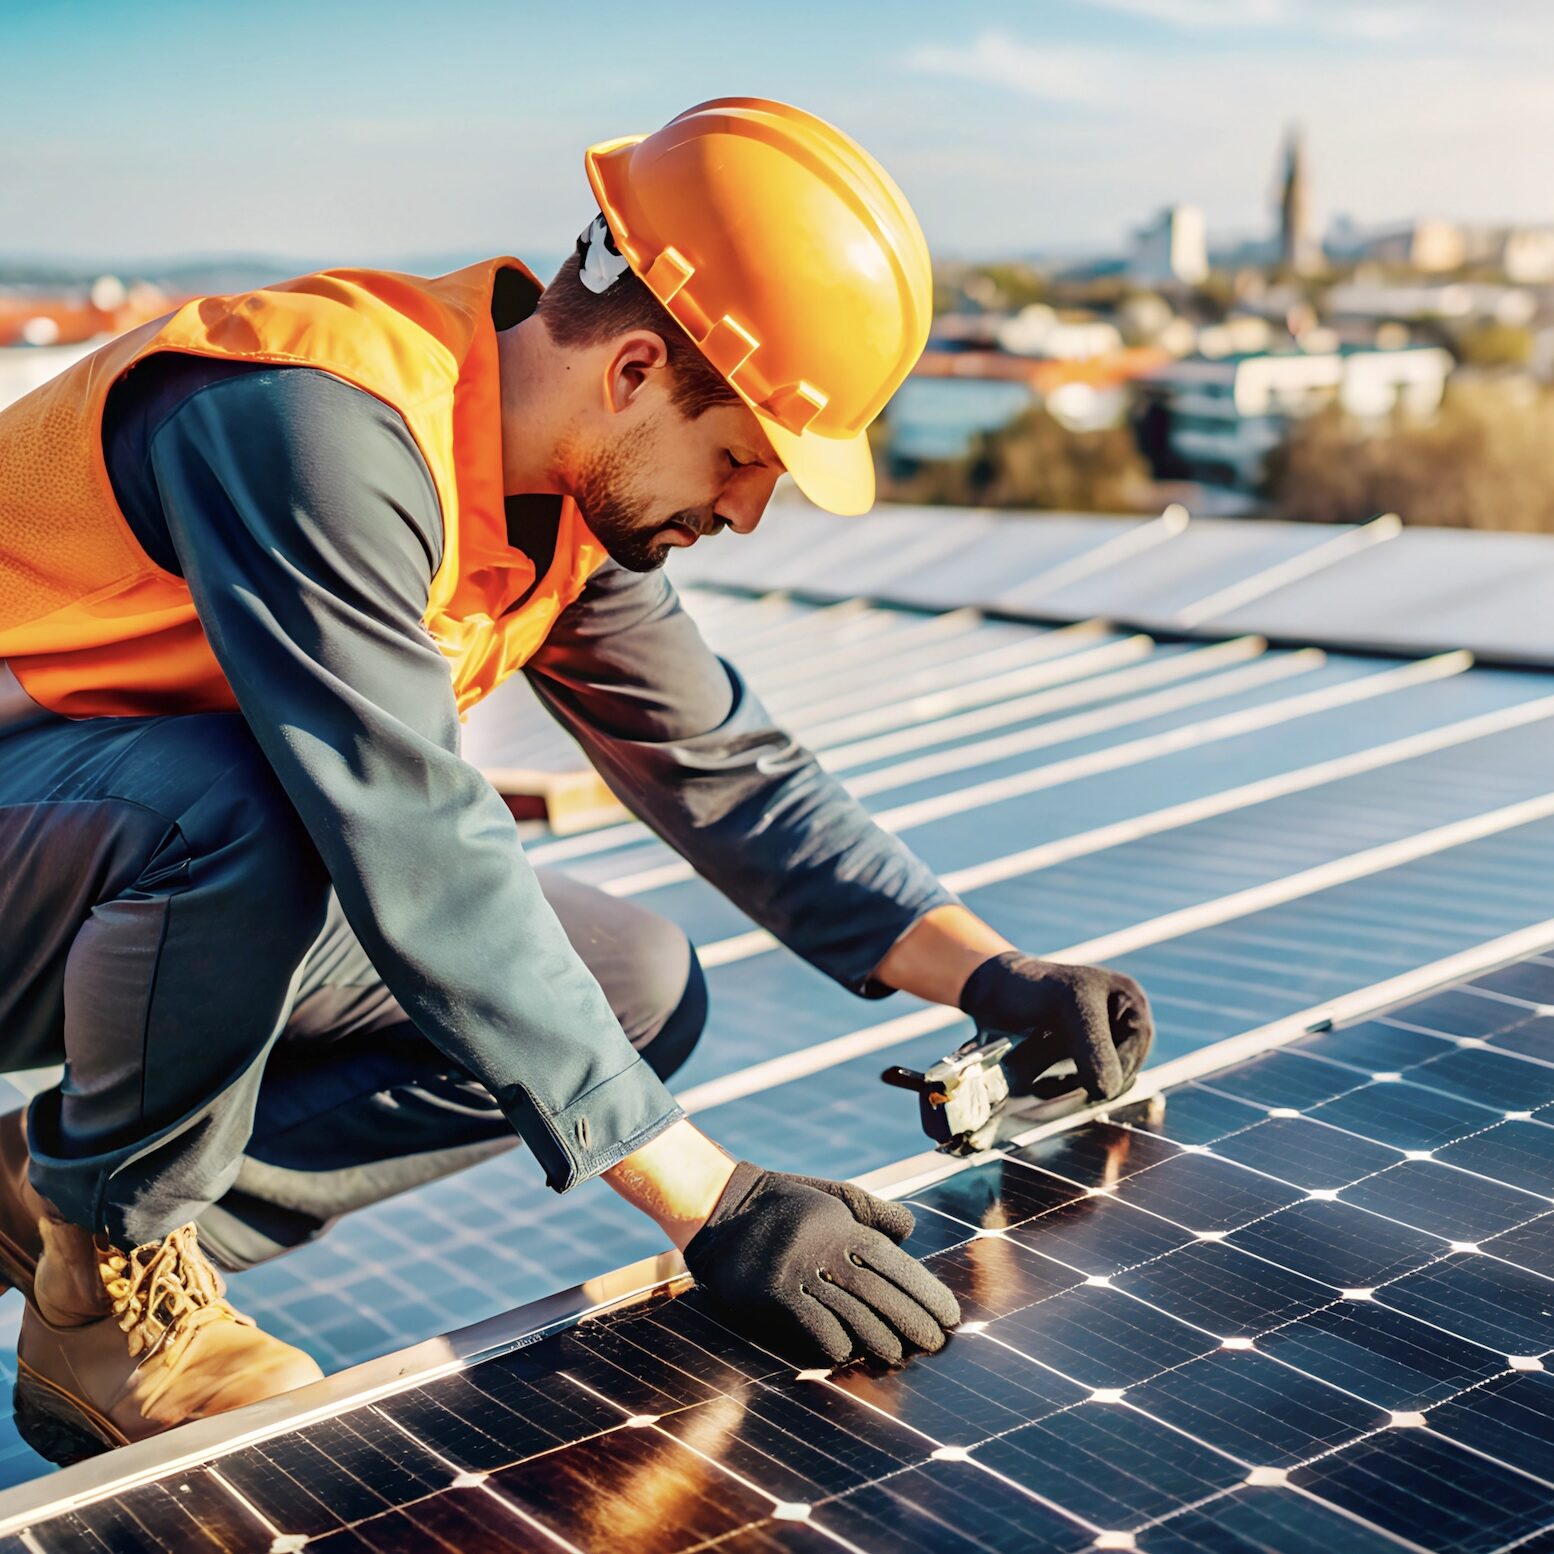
[683,1162,961,1367]
[959,950,1153,1102]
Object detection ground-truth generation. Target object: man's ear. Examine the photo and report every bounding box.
[605,330,671,414]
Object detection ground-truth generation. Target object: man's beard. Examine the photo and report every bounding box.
[569,431,711,574]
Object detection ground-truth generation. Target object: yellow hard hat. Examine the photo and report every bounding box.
[585,97,933,516]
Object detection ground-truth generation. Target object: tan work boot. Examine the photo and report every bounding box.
[0,1107,44,1301]
[16,1216,323,1463]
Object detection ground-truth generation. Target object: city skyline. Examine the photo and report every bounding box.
[3,0,1550,266]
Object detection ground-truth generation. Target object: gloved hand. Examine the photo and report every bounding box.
[959,950,1153,1102]
[683,1162,961,1366]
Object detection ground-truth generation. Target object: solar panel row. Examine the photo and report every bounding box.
[669,500,1554,668]
[215,583,1554,1428]
[3,575,1551,1505]
[4,951,1549,1551]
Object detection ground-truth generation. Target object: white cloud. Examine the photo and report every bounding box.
[901,33,1118,108]
[1076,0,1545,45]
[1079,0,1287,30]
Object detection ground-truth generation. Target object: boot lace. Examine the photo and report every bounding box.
[97,1224,247,1359]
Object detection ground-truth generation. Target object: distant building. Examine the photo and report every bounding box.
[1328,218,1554,282]
[1194,315,1277,359]
[996,305,1123,361]
[1135,344,1452,492]
[1276,126,1320,273]
[1351,219,1468,273]
[1326,280,1535,327]
[1131,205,1208,287]
[1488,227,1554,284]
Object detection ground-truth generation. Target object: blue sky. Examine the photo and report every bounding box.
[4,0,1550,266]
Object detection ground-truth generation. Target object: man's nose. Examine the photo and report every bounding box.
[720,467,781,536]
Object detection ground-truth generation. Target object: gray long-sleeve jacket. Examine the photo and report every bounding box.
[91,340,954,1190]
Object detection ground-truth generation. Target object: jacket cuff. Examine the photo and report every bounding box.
[501,1057,685,1192]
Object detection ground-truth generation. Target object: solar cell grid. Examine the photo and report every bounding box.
[1004,1194,1196,1277]
[1341,1160,1549,1243]
[1104,1149,1305,1232]
[1006,1122,1183,1187]
[1128,1349,1390,1467]
[1427,1370,1554,1485]
[923,1232,1087,1324]
[1437,1120,1554,1199]
[973,1401,1250,1531]
[1255,1298,1509,1411]
[1291,1429,1551,1554]
[1109,1084,1266,1146]
[1484,1213,1554,1279]
[1387,987,1537,1040]
[1487,1014,1554,1061]
[1305,1078,1504,1153]
[1471,958,1554,1004]
[8,956,1554,1552]
[1209,1115,1402,1189]
[1196,1049,1367,1109]
[986,1277,1223,1390]
[1135,1486,1415,1554]
[1297,1016,1458,1070]
[1111,1239,1338,1338]
[898,1159,1083,1232]
[1412,1045,1554,1112]
[1379,1253,1554,1354]
[1225,1198,1449,1289]
[809,1459,1097,1554]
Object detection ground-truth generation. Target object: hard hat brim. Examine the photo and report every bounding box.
[759,417,876,517]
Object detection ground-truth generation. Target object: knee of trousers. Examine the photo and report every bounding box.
[636,940,708,1084]
[534,866,709,1080]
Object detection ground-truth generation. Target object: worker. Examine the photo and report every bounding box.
[0,98,1153,1463]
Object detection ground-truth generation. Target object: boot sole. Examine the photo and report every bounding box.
[13,1360,128,1466]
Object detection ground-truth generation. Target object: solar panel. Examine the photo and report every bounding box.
[668,501,1554,670]
[4,950,1550,1551]
[1001,517,1340,623]
[7,534,1554,1507]
[1209,526,1554,669]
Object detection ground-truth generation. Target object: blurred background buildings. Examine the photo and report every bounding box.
[3,2,1553,533]
[877,125,1554,530]
[9,119,1552,533]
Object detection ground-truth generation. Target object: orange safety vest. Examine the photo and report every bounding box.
[0,258,605,720]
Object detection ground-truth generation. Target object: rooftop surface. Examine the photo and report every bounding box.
[4,944,1550,1549]
[0,508,1549,1535]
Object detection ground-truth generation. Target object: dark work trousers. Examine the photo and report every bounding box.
[0,712,707,1265]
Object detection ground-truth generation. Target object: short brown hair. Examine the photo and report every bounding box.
[539,250,741,420]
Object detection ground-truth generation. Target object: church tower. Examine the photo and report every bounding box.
[1277,125,1319,272]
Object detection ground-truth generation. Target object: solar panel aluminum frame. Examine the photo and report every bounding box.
[0,915,1550,1538]
[0,1246,689,1537]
